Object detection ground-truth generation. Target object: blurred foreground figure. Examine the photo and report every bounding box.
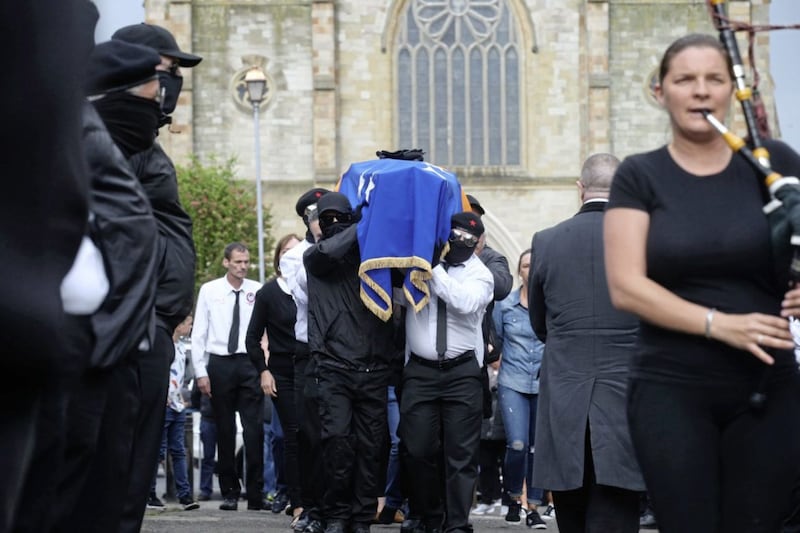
[0,1,90,530]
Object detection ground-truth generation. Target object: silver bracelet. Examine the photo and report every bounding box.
[704,308,716,339]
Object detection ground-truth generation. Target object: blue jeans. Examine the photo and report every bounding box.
[151,408,191,500]
[199,418,217,498]
[497,384,543,505]
[385,386,403,509]
[264,409,286,496]
[263,421,276,496]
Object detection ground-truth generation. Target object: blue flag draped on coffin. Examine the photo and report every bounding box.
[337,159,467,321]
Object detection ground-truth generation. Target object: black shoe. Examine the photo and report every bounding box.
[179,496,200,511]
[198,493,212,502]
[219,498,238,511]
[248,498,269,510]
[272,492,290,513]
[146,494,165,510]
[525,509,547,529]
[303,519,326,533]
[639,511,657,529]
[376,506,399,525]
[324,520,347,533]
[505,501,522,523]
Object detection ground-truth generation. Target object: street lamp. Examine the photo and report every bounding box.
[244,66,268,284]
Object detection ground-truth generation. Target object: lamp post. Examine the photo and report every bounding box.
[244,66,268,284]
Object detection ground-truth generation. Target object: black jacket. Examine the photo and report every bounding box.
[479,244,512,364]
[83,104,158,369]
[304,224,397,370]
[128,143,196,331]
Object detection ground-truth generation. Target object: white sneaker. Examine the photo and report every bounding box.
[471,503,493,515]
[499,505,509,517]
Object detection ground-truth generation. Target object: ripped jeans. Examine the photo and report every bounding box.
[497,384,544,505]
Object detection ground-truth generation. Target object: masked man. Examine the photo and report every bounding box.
[304,192,398,533]
[399,212,494,533]
[109,23,203,531]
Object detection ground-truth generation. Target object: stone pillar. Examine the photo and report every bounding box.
[311,0,339,182]
[586,0,611,156]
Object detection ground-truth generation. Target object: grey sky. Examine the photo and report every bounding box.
[93,0,800,152]
[771,0,800,152]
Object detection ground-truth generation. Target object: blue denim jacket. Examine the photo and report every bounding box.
[492,288,544,394]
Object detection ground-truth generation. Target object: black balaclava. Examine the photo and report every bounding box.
[93,92,161,158]
[444,240,473,265]
[317,192,354,239]
[444,211,484,265]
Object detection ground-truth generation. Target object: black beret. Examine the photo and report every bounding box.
[112,23,202,67]
[465,194,485,216]
[86,40,160,96]
[317,192,353,215]
[295,188,330,217]
[451,211,485,237]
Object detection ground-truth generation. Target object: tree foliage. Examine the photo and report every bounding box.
[176,156,274,294]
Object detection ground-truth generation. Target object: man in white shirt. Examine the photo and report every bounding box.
[192,243,264,511]
[399,211,494,533]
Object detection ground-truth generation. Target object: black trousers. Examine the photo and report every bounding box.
[13,315,93,533]
[628,376,800,533]
[551,424,640,533]
[295,355,325,519]
[120,325,174,533]
[0,380,40,533]
[317,363,389,524]
[271,368,301,508]
[477,439,506,505]
[58,356,140,533]
[399,357,482,533]
[207,353,264,502]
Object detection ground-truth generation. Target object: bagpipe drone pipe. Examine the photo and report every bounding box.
[335,149,470,321]
[706,0,800,409]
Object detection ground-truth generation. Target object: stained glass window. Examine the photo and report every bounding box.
[396,0,522,167]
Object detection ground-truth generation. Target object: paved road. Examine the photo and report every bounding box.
[141,500,658,532]
[140,502,552,533]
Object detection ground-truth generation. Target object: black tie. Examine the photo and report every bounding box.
[228,290,241,354]
[436,295,447,360]
[436,263,449,360]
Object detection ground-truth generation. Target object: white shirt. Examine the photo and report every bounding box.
[191,275,261,380]
[279,238,313,343]
[405,254,494,366]
[60,235,109,315]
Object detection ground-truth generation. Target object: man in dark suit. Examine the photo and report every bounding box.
[528,153,644,533]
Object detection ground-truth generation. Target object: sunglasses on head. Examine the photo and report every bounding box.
[319,212,353,225]
[449,227,479,248]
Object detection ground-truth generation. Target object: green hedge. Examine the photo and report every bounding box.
[176,156,274,295]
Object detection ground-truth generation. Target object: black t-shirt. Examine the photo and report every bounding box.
[607,139,800,386]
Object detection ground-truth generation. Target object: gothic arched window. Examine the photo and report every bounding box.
[395,0,521,167]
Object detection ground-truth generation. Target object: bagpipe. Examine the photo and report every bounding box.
[705,0,800,409]
[335,150,469,321]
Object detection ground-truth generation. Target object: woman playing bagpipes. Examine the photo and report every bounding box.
[603,32,800,532]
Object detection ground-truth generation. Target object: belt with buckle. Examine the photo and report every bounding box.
[410,350,475,370]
